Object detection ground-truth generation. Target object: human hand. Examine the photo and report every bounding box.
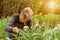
[13,27,19,34]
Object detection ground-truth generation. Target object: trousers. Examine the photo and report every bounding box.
[6,34,15,40]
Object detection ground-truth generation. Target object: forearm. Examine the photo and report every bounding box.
[5,26,13,33]
[4,26,18,34]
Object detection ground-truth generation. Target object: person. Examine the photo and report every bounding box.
[4,7,34,40]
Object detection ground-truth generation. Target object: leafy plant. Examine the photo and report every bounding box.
[0,14,60,40]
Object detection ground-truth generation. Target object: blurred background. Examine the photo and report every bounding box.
[0,0,60,19]
[0,0,60,40]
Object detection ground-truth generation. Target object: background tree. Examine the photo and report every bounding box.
[0,0,40,19]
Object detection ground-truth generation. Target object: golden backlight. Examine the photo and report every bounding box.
[47,1,55,9]
[40,0,60,14]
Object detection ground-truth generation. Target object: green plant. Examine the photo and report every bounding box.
[0,14,60,40]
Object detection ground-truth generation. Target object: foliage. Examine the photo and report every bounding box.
[0,0,40,18]
[0,16,9,40]
[0,14,60,40]
[32,13,60,29]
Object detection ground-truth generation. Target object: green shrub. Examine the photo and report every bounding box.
[0,14,60,40]
[0,16,9,40]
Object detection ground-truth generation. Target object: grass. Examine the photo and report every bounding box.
[0,17,9,40]
[0,14,60,40]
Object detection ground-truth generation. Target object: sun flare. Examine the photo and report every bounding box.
[47,1,55,9]
[40,0,60,14]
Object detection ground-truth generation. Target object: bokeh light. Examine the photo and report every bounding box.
[40,0,60,14]
[47,1,55,9]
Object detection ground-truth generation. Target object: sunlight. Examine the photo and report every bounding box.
[47,1,55,9]
[45,0,56,13]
